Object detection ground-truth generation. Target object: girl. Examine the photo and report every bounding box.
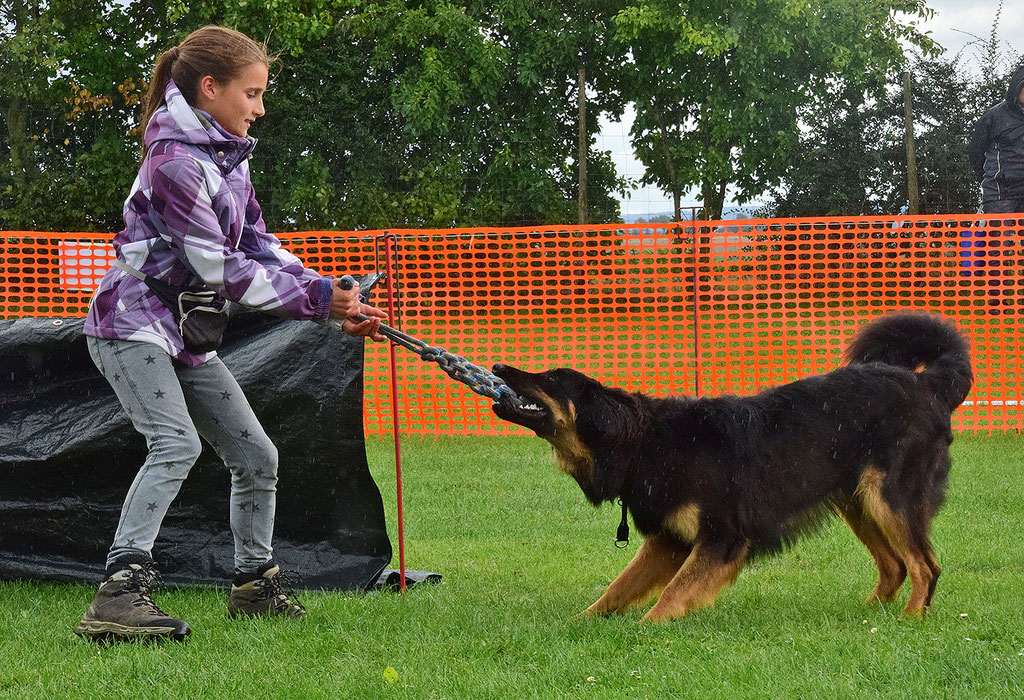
[74,26,387,641]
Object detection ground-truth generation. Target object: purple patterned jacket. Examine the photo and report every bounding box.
[85,80,333,366]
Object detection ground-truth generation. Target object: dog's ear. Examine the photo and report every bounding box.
[574,386,640,448]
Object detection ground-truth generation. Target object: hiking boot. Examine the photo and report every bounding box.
[228,561,306,619]
[74,561,190,641]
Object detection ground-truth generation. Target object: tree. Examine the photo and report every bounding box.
[615,0,936,219]
[765,10,1022,218]
[763,82,904,217]
[1,0,633,230]
[468,0,631,225]
[174,0,630,228]
[1,0,171,231]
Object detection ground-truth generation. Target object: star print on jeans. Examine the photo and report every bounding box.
[221,391,232,400]
[175,428,187,436]
[240,429,251,439]
[154,389,165,399]
[144,355,156,364]
[239,503,249,512]
[125,538,137,547]
[146,502,158,512]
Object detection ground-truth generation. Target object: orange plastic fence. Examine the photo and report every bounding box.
[2,215,1020,434]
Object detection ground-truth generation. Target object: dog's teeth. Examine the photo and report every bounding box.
[522,403,540,411]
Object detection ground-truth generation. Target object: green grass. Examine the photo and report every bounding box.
[1,434,1022,698]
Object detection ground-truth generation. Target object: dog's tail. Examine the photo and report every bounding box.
[844,312,973,410]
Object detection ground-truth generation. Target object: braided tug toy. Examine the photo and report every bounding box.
[330,275,525,409]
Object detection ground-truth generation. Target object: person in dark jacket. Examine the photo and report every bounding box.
[968,64,1024,214]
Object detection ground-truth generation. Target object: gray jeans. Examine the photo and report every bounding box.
[87,336,278,573]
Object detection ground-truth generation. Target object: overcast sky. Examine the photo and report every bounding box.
[602,0,1024,217]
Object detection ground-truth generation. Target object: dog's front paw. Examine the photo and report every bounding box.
[582,603,613,618]
[641,601,688,623]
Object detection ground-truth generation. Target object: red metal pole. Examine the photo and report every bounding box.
[690,208,702,397]
[383,234,406,593]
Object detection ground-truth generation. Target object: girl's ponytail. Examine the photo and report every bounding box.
[140,47,179,138]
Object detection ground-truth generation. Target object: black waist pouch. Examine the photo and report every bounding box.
[144,277,229,354]
[114,259,229,354]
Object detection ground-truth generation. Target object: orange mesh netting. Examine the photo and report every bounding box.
[2,214,1020,435]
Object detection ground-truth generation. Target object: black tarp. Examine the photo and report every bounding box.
[0,310,392,589]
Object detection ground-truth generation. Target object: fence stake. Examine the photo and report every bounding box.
[690,210,702,396]
[382,232,406,593]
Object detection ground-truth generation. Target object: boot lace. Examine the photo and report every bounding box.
[121,564,171,617]
[255,569,305,612]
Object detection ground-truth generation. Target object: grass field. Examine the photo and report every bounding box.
[1,434,1022,698]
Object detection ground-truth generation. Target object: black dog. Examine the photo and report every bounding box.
[491,313,972,621]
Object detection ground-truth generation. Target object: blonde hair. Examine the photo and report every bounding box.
[142,26,273,135]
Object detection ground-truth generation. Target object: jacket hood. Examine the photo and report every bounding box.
[144,80,256,161]
[1007,65,1024,107]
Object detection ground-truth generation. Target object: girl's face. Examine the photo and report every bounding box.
[195,62,268,138]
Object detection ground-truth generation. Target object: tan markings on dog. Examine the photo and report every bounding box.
[834,498,906,604]
[855,468,907,541]
[642,541,750,622]
[855,467,937,616]
[535,392,594,483]
[665,503,700,543]
[585,535,691,615]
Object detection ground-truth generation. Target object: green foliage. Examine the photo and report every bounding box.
[0,0,168,230]
[617,0,936,219]
[766,37,1023,217]
[1,0,629,231]
[6,0,999,230]
[763,82,903,217]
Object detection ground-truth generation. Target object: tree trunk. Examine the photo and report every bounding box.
[654,107,681,220]
[701,180,727,220]
[4,1,38,190]
[6,96,34,184]
[577,65,588,225]
[903,71,919,215]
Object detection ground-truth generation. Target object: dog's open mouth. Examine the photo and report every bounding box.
[490,363,550,430]
[492,392,549,427]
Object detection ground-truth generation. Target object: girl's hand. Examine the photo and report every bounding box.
[328,279,388,342]
[342,303,388,343]
[329,278,363,319]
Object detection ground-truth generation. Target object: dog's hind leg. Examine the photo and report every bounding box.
[834,501,906,604]
[585,536,690,616]
[921,541,942,608]
[641,540,749,622]
[906,507,942,610]
[856,469,937,617]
